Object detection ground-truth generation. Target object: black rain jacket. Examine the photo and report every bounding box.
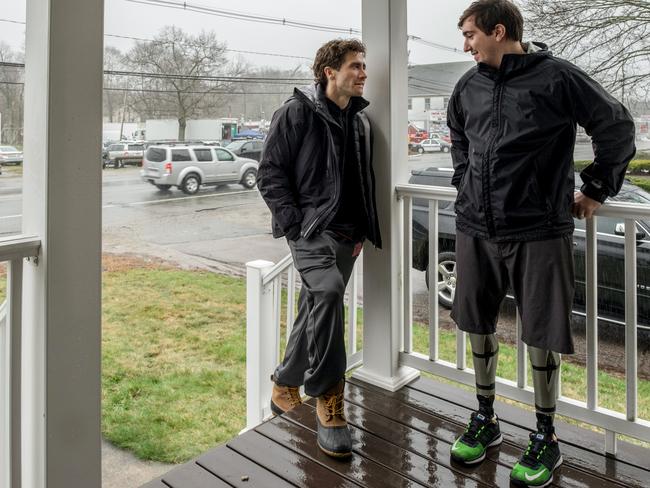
[448,42,636,242]
[257,83,382,247]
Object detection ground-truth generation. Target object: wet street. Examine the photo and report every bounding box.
[2,142,649,375]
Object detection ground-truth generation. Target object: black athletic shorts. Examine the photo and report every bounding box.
[451,231,575,354]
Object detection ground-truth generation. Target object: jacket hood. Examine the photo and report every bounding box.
[479,41,551,78]
[290,83,369,124]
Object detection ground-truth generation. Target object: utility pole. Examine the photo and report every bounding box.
[119,89,128,140]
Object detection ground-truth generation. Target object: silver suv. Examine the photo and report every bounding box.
[106,141,145,168]
[141,144,259,194]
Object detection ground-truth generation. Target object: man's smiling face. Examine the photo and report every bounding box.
[328,51,367,98]
[461,15,501,68]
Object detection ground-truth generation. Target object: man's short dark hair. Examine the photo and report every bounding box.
[312,39,366,86]
[458,0,524,42]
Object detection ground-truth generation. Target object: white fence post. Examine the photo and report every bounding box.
[246,260,275,430]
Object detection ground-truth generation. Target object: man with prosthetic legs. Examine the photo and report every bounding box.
[447,1,635,486]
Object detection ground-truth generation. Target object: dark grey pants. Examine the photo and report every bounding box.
[274,230,358,397]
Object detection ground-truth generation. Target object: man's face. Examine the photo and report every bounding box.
[461,16,501,68]
[327,51,367,98]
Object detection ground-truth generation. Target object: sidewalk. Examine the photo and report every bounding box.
[102,439,173,488]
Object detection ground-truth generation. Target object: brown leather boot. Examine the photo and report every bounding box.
[316,379,352,458]
[270,375,302,415]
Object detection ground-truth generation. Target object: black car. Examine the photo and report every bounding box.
[225,139,264,162]
[409,167,650,333]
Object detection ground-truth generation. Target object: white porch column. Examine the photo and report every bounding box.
[23,0,103,486]
[353,0,419,391]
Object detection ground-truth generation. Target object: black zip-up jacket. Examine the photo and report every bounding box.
[448,42,636,242]
[257,83,382,247]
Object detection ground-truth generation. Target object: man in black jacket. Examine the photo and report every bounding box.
[257,39,381,459]
[446,1,635,486]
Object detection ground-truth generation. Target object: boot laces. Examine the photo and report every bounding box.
[284,387,301,407]
[324,391,345,421]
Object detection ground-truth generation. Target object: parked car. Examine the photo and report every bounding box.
[105,141,145,168]
[0,145,23,165]
[409,166,650,333]
[225,139,264,162]
[412,138,452,154]
[141,144,258,194]
[428,132,451,143]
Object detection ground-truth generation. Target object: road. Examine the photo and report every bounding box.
[2,146,649,375]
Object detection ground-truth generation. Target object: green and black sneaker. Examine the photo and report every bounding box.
[450,411,502,465]
[510,431,563,487]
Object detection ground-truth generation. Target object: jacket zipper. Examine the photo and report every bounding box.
[301,118,340,238]
[483,78,504,237]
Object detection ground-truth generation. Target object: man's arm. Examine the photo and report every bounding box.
[447,87,469,189]
[257,103,305,240]
[566,65,636,207]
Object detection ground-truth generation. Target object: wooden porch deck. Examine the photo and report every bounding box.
[141,376,650,487]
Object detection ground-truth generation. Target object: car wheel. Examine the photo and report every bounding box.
[425,251,456,309]
[181,174,201,195]
[417,147,424,154]
[155,184,172,191]
[241,169,257,189]
[443,146,450,153]
[112,160,119,169]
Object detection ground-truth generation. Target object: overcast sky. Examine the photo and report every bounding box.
[0,0,473,69]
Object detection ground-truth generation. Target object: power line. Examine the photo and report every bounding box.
[105,33,313,60]
[126,0,362,35]
[0,18,24,25]
[105,69,311,84]
[1,79,450,96]
[407,36,463,54]
[0,14,461,55]
[123,1,462,53]
[104,86,291,95]
[0,19,313,61]
[0,62,311,84]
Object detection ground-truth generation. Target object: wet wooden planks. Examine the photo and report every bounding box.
[141,376,650,487]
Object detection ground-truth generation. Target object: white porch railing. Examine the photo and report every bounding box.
[245,253,361,429]
[0,235,41,488]
[396,182,650,456]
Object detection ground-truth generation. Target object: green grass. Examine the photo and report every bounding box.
[102,261,247,463]
[626,175,650,193]
[2,164,23,176]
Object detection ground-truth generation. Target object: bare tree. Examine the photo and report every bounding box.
[521,0,650,103]
[103,46,127,123]
[125,26,241,140]
[0,43,24,146]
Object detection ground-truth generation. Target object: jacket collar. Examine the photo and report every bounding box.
[478,41,550,79]
[291,83,370,127]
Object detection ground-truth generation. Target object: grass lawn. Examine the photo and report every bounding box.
[101,256,247,463]
[0,256,647,463]
[2,164,23,176]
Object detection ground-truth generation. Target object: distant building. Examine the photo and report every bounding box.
[408,61,474,132]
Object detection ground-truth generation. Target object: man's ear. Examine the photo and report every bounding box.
[324,66,335,81]
[494,23,506,42]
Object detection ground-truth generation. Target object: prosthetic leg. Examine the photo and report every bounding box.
[510,347,563,487]
[450,333,502,464]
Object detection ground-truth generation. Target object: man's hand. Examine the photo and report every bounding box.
[571,191,601,220]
